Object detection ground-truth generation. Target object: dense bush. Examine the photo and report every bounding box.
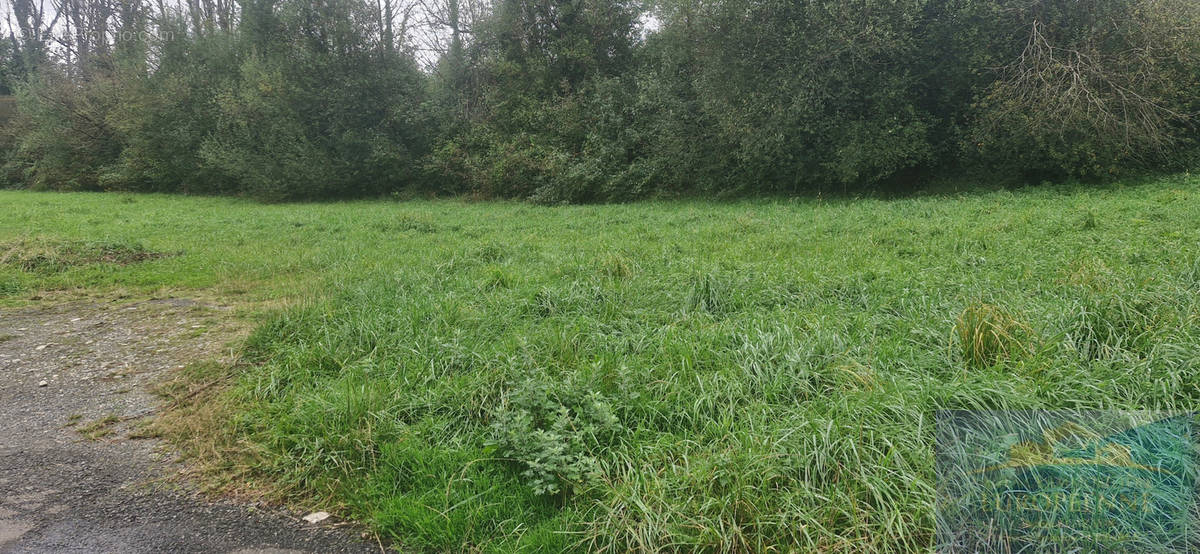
[679,0,935,191]
[98,24,240,193]
[2,0,1200,199]
[4,71,124,190]
[963,0,1200,179]
[490,379,623,496]
[2,0,430,200]
[432,0,1200,200]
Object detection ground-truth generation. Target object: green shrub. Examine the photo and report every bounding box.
[489,379,623,496]
[3,72,123,190]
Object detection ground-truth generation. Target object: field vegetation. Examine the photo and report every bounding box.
[2,179,1198,551]
[4,0,1200,550]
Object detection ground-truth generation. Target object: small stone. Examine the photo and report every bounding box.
[302,511,330,524]
[38,380,48,387]
[35,344,48,351]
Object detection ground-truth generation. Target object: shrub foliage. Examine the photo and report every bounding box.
[1,0,1199,198]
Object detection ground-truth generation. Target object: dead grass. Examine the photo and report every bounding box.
[0,238,171,273]
[77,414,120,440]
[150,361,282,500]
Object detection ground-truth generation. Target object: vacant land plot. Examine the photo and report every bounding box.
[1,178,1198,551]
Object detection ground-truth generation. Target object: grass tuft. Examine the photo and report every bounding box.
[954,302,1030,370]
[685,272,733,315]
[374,214,440,234]
[598,253,634,279]
[77,414,120,440]
[1063,292,1168,361]
[1079,209,1098,230]
[0,276,22,297]
[0,238,169,273]
[473,242,508,264]
[481,265,514,289]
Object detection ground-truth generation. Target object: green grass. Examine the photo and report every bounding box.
[1,177,1199,551]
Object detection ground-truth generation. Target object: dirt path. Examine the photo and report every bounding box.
[0,298,378,553]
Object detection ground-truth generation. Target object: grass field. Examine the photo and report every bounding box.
[2,177,1199,551]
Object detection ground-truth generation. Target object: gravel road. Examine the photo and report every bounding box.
[0,298,379,553]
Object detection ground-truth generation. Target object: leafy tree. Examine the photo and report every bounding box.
[191,0,432,199]
[4,0,1200,199]
[966,0,1200,178]
[0,39,18,95]
[429,0,642,201]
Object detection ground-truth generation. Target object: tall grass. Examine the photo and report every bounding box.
[1,176,1199,551]
[954,302,1029,370]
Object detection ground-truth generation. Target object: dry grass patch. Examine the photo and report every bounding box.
[0,238,170,273]
[954,302,1032,371]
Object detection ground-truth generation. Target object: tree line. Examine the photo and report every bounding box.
[2,0,1199,201]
